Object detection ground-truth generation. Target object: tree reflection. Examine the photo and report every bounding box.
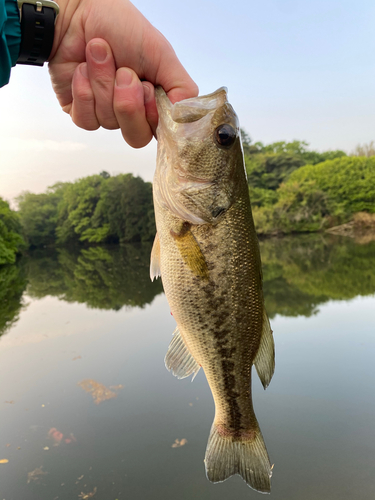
[26,242,163,309]
[23,235,375,316]
[0,262,27,336]
[260,234,375,318]
[1,236,374,337]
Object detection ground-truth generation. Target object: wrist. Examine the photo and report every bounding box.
[49,0,81,60]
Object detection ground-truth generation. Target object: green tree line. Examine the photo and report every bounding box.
[1,136,374,266]
[16,171,155,249]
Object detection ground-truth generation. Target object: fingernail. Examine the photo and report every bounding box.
[89,43,108,63]
[80,63,88,78]
[116,68,133,88]
[142,83,151,103]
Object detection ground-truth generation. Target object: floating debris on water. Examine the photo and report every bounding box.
[78,486,97,499]
[48,427,77,446]
[171,439,188,448]
[78,379,122,405]
[27,466,48,484]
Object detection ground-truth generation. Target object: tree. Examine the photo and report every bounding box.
[99,170,111,179]
[55,174,108,244]
[16,183,66,247]
[352,141,375,157]
[100,174,155,243]
[253,156,375,235]
[0,198,25,264]
[245,140,347,201]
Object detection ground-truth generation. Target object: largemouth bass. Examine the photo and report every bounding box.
[150,87,275,492]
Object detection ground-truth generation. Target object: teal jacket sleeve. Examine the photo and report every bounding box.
[0,0,21,88]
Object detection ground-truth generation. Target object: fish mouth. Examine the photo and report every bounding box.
[155,87,228,127]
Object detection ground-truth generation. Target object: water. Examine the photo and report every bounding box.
[0,234,374,499]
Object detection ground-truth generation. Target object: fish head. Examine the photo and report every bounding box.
[154,87,245,225]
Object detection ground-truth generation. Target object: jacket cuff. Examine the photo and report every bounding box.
[0,0,21,87]
[5,0,21,65]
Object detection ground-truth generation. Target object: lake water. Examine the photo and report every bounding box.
[0,234,374,500]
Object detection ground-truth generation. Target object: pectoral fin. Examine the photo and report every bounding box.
[254,309,275,389]
[165,327,201,381]
[171,223,209,280]
[150,233,161,281]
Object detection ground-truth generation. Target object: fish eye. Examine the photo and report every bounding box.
[214,124,236,148]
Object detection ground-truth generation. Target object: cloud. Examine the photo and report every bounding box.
[0,137,88,152]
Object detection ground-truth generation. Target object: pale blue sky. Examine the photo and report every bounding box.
[0,0,374,203]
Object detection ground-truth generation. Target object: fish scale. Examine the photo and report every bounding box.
[151,86,275,493]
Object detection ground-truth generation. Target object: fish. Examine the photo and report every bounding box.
[150,86,275,493]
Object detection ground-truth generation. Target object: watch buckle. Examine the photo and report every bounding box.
[17,0,59,22]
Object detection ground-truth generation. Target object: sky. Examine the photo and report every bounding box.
[1,0,374,204]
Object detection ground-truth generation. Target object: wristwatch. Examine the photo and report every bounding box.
[17,0,59,66]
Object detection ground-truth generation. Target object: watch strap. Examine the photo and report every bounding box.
[17,0,59,66]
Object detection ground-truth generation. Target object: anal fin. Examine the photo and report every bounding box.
[254,309,275,389]
[165,327,200,381]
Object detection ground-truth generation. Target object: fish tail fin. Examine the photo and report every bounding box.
[204,422,272,493]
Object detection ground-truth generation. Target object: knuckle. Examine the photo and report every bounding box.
[75,87,95,104]
[92,72,114,91]
[114,98,141,118]
[71,108,99,131]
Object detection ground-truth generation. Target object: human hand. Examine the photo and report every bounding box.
[48,0,198,147]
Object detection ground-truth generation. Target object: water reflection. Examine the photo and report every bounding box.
[260,234,375,317]
[26,242,163,310]
[0,262,27,335]
[0,235,374,499]
[0,235,374,336]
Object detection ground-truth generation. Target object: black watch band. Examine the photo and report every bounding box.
[17,0,59,67]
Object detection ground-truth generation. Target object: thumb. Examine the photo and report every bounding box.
[167,79,199,105]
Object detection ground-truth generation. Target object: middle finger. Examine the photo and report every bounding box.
[86,38,119,130]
